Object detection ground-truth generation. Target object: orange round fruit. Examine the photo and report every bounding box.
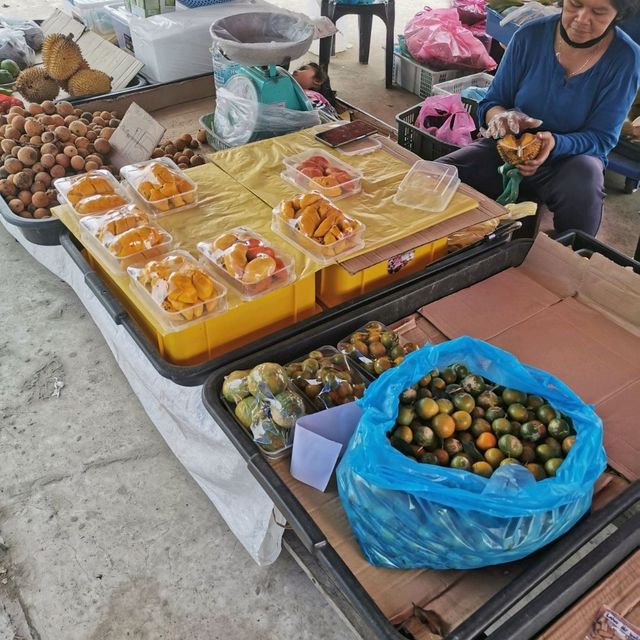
[475,431,497,451]
[415,397,439,420]
[484,447,505,469]
[437,398,454,415]
[472,461,493,478]
[432,413,455,439]
[394,425,413,444]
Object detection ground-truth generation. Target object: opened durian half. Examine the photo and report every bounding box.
[15,67,59,103]
[67,68,112,98]
[496,133,542,165]
[42,33,84,81]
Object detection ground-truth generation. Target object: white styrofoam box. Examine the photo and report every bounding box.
[130,0,274,84]
[105,4,135,53]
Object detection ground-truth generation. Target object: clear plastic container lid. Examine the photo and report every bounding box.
[54,170,131,218]
[80,205,173,273]
[120,157,198,216]
[281,149,362,201]
[127,250,227,330]
[271,192,365,266]
[197,227,296,300]
[393,160,460,213]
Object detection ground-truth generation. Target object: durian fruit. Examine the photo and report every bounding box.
[496,132,542,165]
[15,67,59,103]
[59,57,89,92]
[67,68,112,98]
[42,33,84,81]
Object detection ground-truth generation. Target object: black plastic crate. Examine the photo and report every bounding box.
[396,98,477,161]
[58,226,512,386]
[201,235,640,640]
[555,229,640,273]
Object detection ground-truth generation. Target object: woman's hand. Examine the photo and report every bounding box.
[483,109,543,138]
[518,132,555,177]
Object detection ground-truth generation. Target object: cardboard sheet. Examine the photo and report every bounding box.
[539,550,640,639]
[419,234,640,480]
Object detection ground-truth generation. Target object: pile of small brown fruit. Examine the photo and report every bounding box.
[150,131,208,170]
[388,363,576,480]
[0,100,119,219]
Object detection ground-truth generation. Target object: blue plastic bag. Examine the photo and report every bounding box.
[336,336,606,570]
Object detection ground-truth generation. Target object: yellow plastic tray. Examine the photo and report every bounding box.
[86,249,318,365]
[317,237,448,308]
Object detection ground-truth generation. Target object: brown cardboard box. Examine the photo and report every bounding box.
[420,233,640,480]
[539,550,640,639]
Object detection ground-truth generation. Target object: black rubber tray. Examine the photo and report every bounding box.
[201,235,640,640]
[0,196,65,246]
[58,227,513,386]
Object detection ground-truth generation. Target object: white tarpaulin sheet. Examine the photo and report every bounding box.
[0,216,284,566]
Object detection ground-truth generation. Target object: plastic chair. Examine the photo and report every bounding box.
[608,146,640,194]
[319,0,395,89]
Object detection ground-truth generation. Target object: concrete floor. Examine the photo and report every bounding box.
[1,1,639,639]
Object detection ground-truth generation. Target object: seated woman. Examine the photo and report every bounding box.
[293,62,339,119]
[438,0,640,235]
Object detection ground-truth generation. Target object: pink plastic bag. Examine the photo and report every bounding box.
[404,7,496,71]
[416,94,476,147]
[455,0,486,25]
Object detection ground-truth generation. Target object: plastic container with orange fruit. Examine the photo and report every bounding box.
[272,192,365,265]
[54,170,131,218]
[281,149,362,201]
[120,157,198,216]
[80,204,173,274]
[127,250,226,328]
[197,227,295,300]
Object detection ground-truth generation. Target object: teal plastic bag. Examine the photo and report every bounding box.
[336,336,606,569]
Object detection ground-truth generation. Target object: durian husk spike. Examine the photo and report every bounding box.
[42,33,84,81]
[15,67,60,103]
[67,68,112,98]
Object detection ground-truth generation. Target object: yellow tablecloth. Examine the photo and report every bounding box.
[210,127,479,264]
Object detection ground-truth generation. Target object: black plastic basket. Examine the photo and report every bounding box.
[555,229,640,273]
[395,98,478,161]
[201,234,640,640]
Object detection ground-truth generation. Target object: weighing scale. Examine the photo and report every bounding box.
[210,12,316,146]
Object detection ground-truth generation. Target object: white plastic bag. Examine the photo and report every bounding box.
[0,18,44,51]
[214,86,320,147]
[500,2,561,27]
[0,28,35,69]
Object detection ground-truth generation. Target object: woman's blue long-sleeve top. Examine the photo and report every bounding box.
[477,15,640,163]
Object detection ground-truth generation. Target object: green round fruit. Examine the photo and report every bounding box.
[543,437,562,458]
[462,374,486,396]
[452,410,472,431]
[471,418,492,438]
[492,418,513,437]
[441,367,458,384]
[234,396,259,429]
[536,404,557,425]
[418,374,432,388]
[399,388,417,404]
[417,387,433,399]
[520,420,547,443]
[526,395,545,410]
[271,391,305,428]
[502,388,527,405]
[416,397,439,420]
[389,345,406,360]
[535,444,555,463]
[380,331,398,349]
[507,403,529,422]
[444,437,463,456]
[485,406,506,422]
[222,369,251,404]
[396,405,416,426]
[471,406,485,419]
[451,454,472,470]
[412,425,436,448]
[510,421,522,437]
[247,363,288,398]
[452,362,469,379]
[500,457,521,467]
[521,444,536,464]
[419,452,439,465]
[0,59,19,79]
[477,390,500,409]
[562,435,576,454]
[0,69,13,85]
[436,398,454,415]
[373,357,393,376]
[544,458,563,477]
[498,434,524,458]
[394,425,414,443]
[445,383,463,396]
[452,392,475,413]
[431,377,446,391]
[548,418,571,440]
